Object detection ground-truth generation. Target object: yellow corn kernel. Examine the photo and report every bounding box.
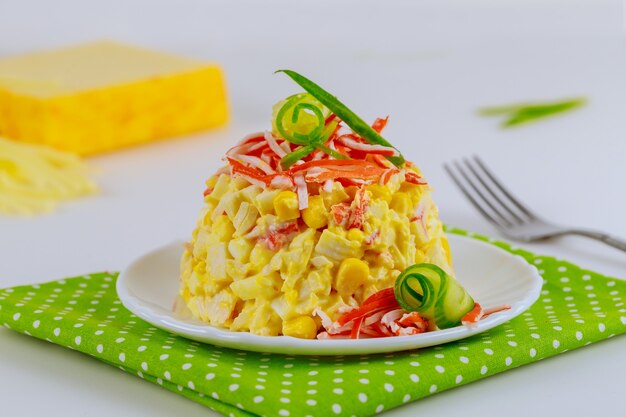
[347,228,365,243]
[390,192,412,216]
[366,184,392,203]
[273,190,300,221]
[302,195,328,229]
[335,258,370,295]
[282,316,318,339]
[212,215,235,241]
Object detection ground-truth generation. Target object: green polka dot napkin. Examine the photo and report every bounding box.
[1,228,625,417]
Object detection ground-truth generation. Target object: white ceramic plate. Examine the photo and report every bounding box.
[117,235,542,355]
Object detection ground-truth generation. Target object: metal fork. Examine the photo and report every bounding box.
[444,156,626,252]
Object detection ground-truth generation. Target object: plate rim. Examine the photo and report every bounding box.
[116,234,543,355]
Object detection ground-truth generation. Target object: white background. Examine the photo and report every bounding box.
[1,1,625,416]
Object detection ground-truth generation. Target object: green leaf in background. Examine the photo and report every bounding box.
[479,97,587,128]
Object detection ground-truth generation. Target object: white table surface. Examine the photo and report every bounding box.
[1,0,625,416]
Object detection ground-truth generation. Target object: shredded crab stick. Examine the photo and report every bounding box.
[330,187,370,230]
[483,304,512,317]
[337,134,400,157]
[264,131,287,158]
[461,303,484,325]
[405,171,428,185]
[257,221,300,251]
[293,173,308,209]
[316,288,432,339]
[461,303,512,325]
[224,135,424,210]
[317,291,512,339]
[337,288,398,326]
[371,116,389,133]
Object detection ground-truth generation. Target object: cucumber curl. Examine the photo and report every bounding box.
[394,263,475,329]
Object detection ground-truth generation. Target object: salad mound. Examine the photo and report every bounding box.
[180,71,484,339]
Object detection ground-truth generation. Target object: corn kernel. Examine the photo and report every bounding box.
[366,184,392,203]
[273,190,300,221]
[282,316,318,339]
[212,215,235,241]
[347,228,365,243]
[302,195,328,229]
[335,258,370,295]
[390,192,412,216]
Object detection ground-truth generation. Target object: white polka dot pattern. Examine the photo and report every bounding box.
[0,228,624,417]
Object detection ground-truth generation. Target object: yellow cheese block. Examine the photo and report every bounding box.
[0,41,228,155]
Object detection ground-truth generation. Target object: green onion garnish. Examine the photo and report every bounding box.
[272,93,345,169]
[275,94,326,145]
[394,263,474,329]
[280,144,317,169]
[276,69,405,167]
[479,97,587,128]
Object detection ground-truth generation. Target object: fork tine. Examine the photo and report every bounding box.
[451,161,516,227]
[463,158,525,224]
[443,163,512,228]
[472,156,538,220]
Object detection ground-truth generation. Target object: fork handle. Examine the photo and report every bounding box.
[567,230,626,253]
